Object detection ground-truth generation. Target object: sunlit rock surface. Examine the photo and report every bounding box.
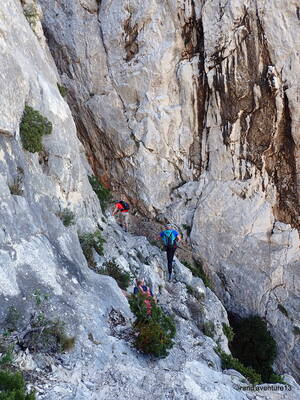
[37,0,300,382]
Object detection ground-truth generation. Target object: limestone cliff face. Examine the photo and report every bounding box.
[38,0,300,381]
[0,5,287,396]
[0,0,103,304]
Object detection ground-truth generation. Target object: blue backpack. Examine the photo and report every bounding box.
[162,230,177,248]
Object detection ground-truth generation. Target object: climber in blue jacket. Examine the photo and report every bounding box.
[160,224,181,281]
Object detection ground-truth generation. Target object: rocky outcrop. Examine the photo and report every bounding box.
[0,1,275,398]
[0,0,103,322]
[38,0,300,381]
[39,0,299,219]
[9,220,300,399]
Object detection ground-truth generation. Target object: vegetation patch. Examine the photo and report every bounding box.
[99,259,131,290]
[222,323,235,342]
[229,315,281,383]
[181,260,213,289]
[9,177,23,196]
[23,4,38,29]
[129,292,176,358]
[186,285,204,301]
[79,230,105,267]
[0,369,35,400]
[57,83,68,98]
[88,175,112,211]
[0,344,14,368]
[215,347,262,385]
[20,105,52,153]
[57,208,76,227]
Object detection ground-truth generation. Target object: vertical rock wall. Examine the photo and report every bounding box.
[39,0,300,380]
[0,0,103,318]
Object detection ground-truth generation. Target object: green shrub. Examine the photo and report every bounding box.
[134,320,173,358]
[88,175,112,211]
[79,230,105,267]
[0,345,14,367]
[222,323,235,342]
[20,105,52,153]
[203,321,215,338]
[268,374,287,384]
[57,208,76,227]
[57,83,68,98]
[0,369,35,400]
[215,347,262,385]
[229,315,278,382]
[100,259,131,290]
[129,292,176,358]
[181,260,212,289]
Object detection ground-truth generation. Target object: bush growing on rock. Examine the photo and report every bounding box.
[134,320,173,358]
[0,369,35,400]
[20,105,52,153]
[203,321,215,339]
[215,347,262,385]
[99,259,131,290]
[79,230,105,267]
[129,292,176,358]
[222,323,235,342]
[57,208,76,227]
[88,175,112,211]
[0,343,14,368]
[57,83,68,98]
[229,315,279,383]
[0,343,35,399]
[181,260,212,289]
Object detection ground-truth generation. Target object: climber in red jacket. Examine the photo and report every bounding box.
[112,200,130,231]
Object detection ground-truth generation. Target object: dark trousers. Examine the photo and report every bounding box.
[166,246,176,274]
